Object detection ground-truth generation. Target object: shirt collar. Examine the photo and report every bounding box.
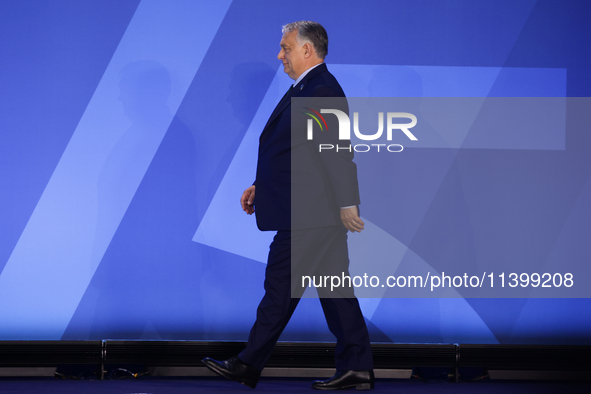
[292,63,324,88]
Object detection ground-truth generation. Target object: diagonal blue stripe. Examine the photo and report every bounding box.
[0,0,233,340]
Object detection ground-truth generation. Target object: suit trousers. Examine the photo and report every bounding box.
[238,226,374,371]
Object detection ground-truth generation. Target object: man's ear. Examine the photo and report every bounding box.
[303,42,314,59]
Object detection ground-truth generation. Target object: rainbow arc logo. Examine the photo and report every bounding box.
[303,107,328,131]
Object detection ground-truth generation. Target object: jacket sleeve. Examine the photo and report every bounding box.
[309,85,360,208]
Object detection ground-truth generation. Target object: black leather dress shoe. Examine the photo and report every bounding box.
[201,356,260,389]
[312,370,375,390]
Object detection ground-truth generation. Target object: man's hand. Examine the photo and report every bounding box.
[240,185,256,215]
[340,206,364,233]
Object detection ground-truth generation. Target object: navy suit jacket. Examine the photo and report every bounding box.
[254,63,360,231]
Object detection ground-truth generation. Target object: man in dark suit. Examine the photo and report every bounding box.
[202,21,374,390]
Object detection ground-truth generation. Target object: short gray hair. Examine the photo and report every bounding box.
[282,21,328,59]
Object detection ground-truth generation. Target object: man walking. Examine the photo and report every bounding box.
[202,21,374,390]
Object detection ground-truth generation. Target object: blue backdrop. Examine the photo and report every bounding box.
[0,0,590,345]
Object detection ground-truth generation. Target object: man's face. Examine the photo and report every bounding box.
[278,30,306,80]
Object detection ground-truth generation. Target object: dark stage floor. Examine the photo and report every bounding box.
[1,378,590,394]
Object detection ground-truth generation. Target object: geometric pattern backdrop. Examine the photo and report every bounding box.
[0,0,590,345]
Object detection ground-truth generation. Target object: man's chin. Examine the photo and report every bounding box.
[284,70,296,79]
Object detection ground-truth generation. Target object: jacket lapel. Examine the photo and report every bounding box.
[261,63,328,136]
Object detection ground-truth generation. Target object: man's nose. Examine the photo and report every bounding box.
[277,49,284,60]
